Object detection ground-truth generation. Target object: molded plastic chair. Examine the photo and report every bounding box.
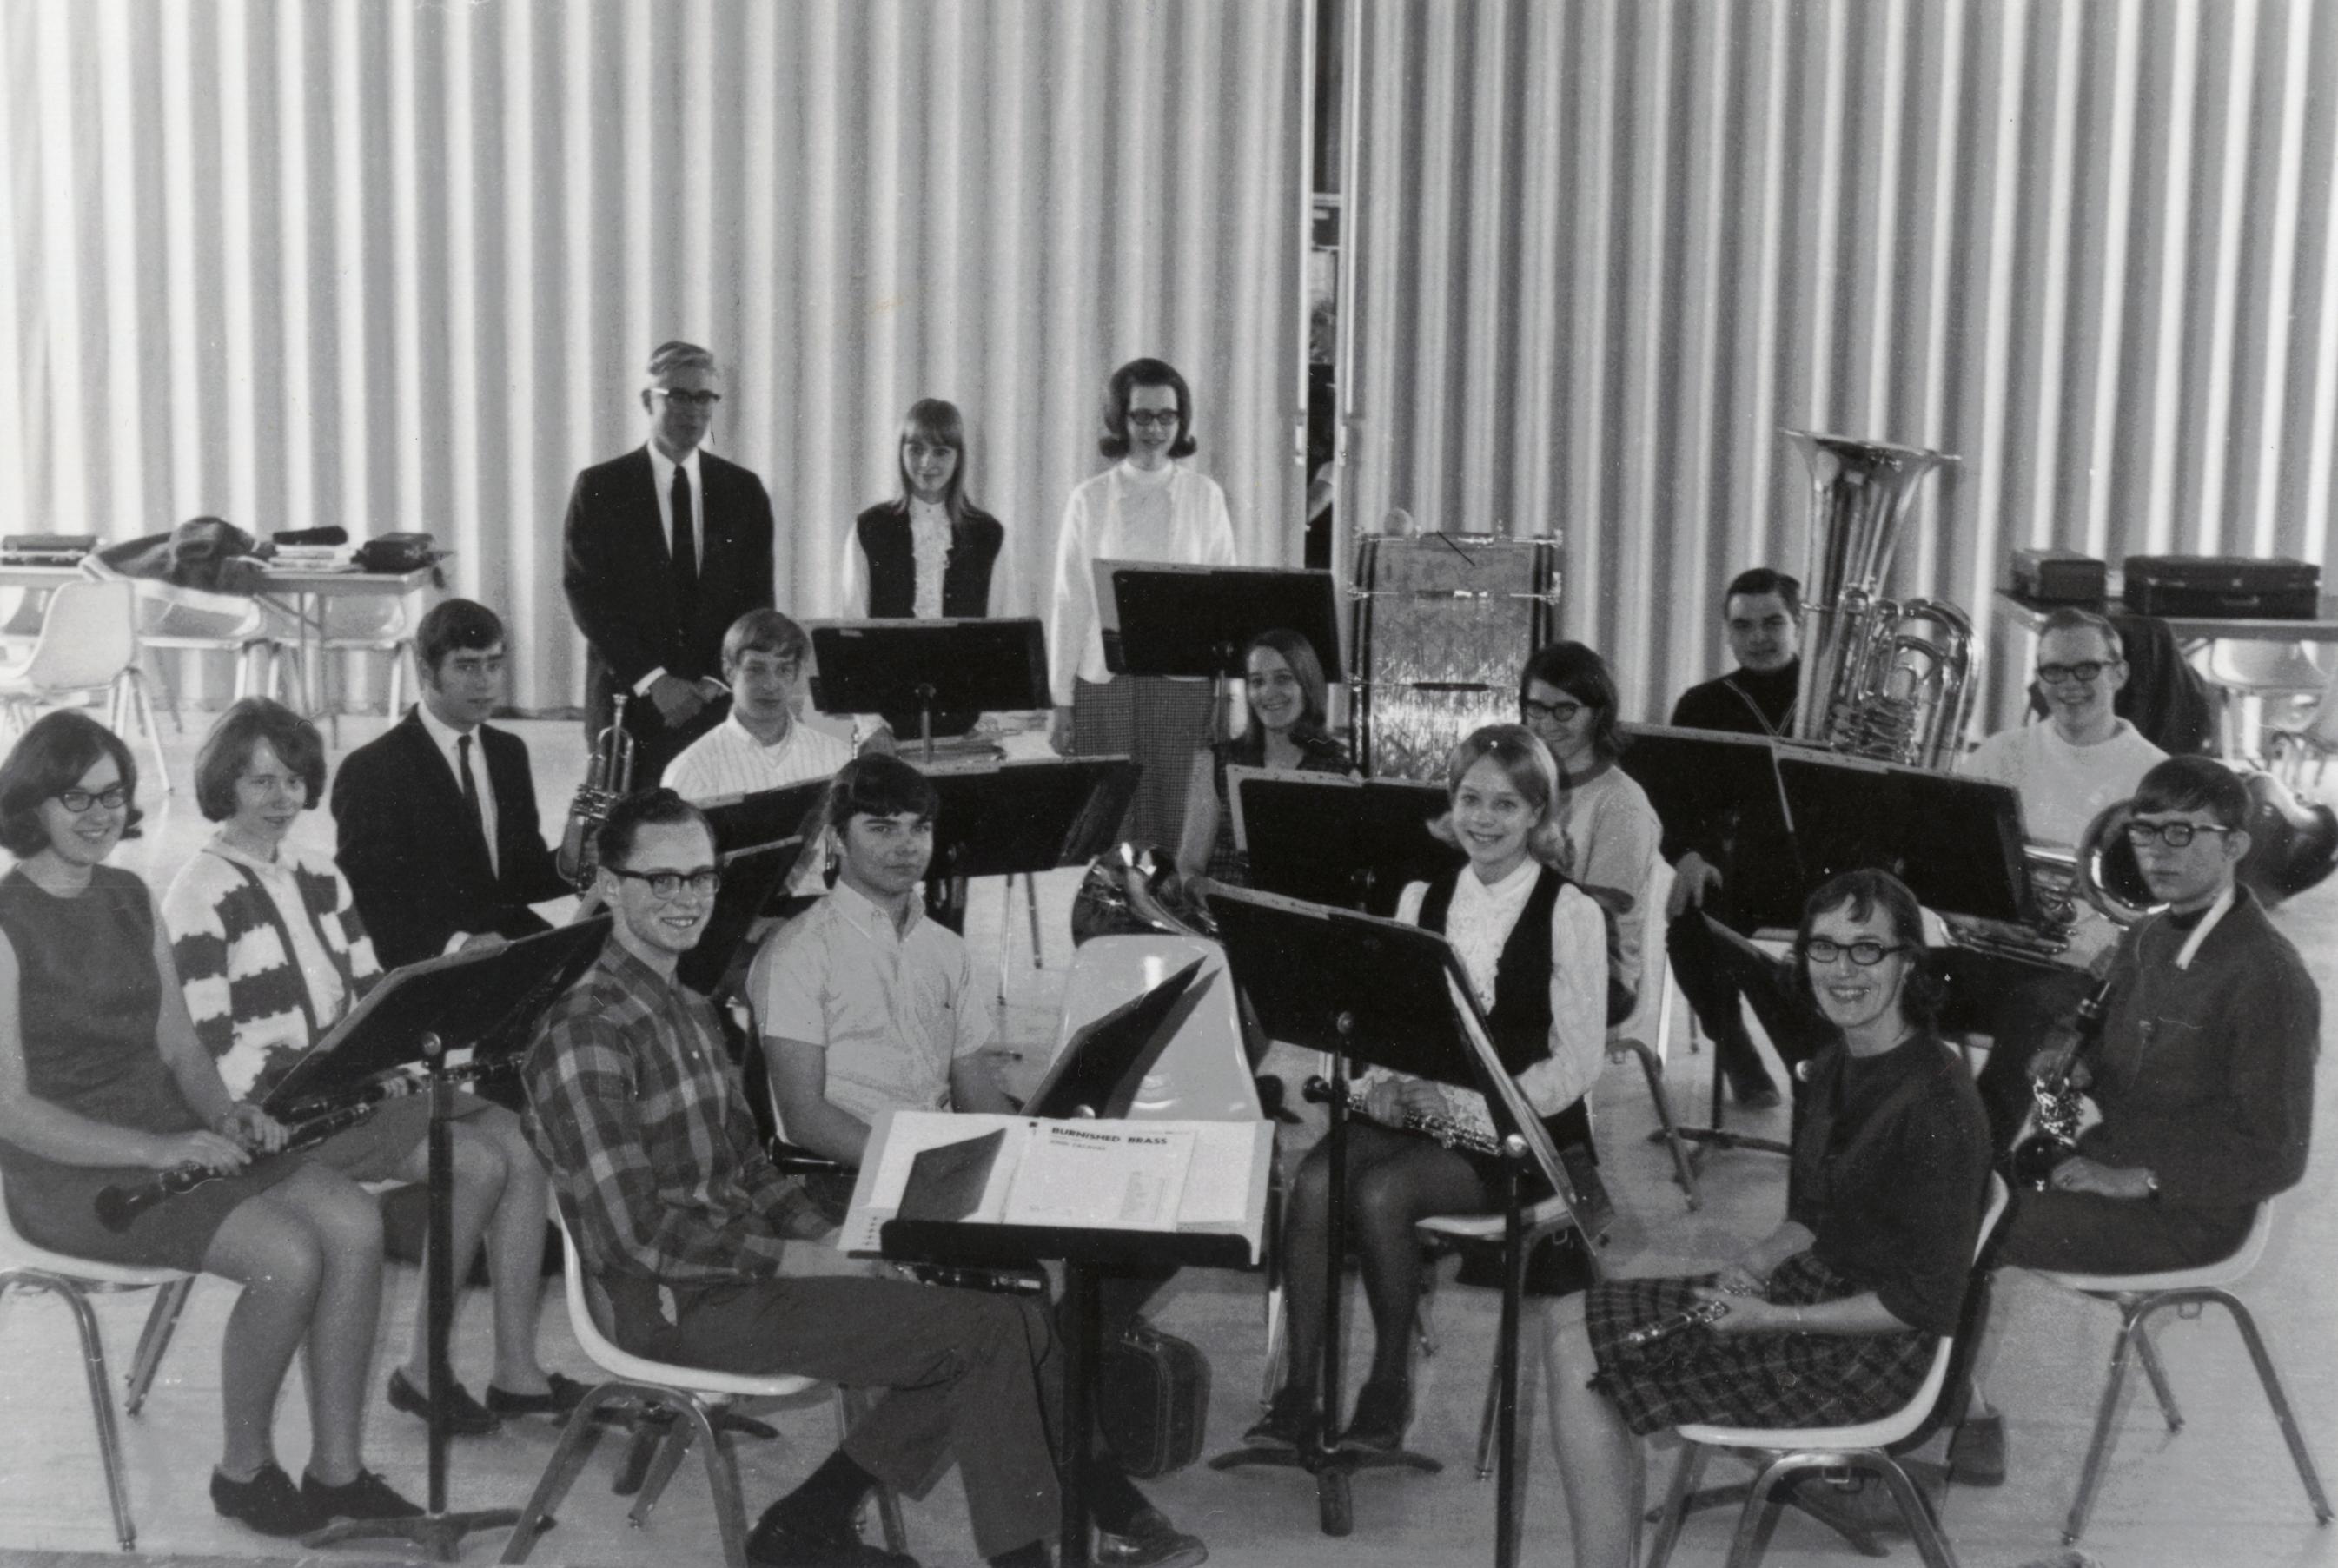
[1607,855,1701,1209]
[0,578,170,791]
[306,595,421,746]
[83,555,283,737]
[2035,1201,2332,1545]
[0,1168,201,1551]
[1646,1174,2011,1568]
[2265,677,2338,788]
[2201,640,2328,762]
[501,1209,895,1568]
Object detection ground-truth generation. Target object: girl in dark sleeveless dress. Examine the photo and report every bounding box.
[1248,725,1610,1455]
[0,712,417,1538]
[1172,627,1352,897]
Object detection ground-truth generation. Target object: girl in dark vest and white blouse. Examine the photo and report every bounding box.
[1248,724,1608,1455]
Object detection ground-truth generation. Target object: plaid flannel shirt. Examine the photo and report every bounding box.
[523,940,797,1284]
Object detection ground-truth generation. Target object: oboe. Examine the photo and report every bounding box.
[1302,1075,1500,1157]
[2010,972,2116,1192]
[95,1100,380,1232]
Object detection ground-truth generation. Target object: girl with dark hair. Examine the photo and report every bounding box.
[1174,628,1352,896]
[840,398,1006,622]
[1044,357,1238,845]
[1249,724,1608,1456]
[1541,868,1990,1567]
[0,711,421,1537]
[1520,640,1661,1001]
[163,699,581,1439]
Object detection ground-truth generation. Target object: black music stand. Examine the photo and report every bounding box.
[806,617,1050,758]
[1202,890,1591,1565]
[1774,753,2037,923]
[1229,771,1456,917]
[677,837,807,997]
[277,921,611,1558]
[871,958,1262,1567]
[1096,561,1342,738]
[1616,724,1805,930]
[914,755,1141,934]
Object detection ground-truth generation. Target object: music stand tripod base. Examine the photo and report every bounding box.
[1209,1432,1441,1538]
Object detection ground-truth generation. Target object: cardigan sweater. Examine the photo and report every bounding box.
[163,837,381,1101]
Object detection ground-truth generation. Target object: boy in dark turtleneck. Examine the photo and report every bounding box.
[1661,568,1811,1108]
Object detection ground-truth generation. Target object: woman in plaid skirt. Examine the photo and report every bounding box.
[1542,869,1991,1566]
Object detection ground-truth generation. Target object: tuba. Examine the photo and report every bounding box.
[1784,430,1975,770]
[558,692,637,892]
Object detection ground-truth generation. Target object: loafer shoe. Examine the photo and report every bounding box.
[745,1502,920,1567]
[1949,1413,2007,1487]
[211,1461,326,1538]
[301,1466,424,1522]
[1338,1377,1413,1452]
[386,1366,500,1436]
[485,1371,593,1419]
[1242,1386,1315,1451]
[1096,1506,1207,1568]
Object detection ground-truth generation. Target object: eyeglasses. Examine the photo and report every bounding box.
[1799,937,1909,967]
[1124,410,1182,430]
[2037,660,2113,685]
[650,388,723,409]
[608,866,723,900]
[56,785,129,814]
[2123,820,2234,849]
[1521,698,1586,726]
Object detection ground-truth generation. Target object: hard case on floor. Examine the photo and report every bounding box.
[1099,1316,1210,1477]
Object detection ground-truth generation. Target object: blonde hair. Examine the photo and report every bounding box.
[1425,723,1566,868]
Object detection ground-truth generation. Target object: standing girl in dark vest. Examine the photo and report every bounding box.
[1247,724,1609,1455]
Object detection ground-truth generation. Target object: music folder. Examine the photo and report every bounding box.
[1227,768,1456,918]
[1022,956,1212,1121]
[262,918,613,1111]
[1094,560,1343,679]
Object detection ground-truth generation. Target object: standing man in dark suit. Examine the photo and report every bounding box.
[331,599,572,969]
[562,340,776,784]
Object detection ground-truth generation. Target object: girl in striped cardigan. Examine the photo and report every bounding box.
[164,699,585,1432]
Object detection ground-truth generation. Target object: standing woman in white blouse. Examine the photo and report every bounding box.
[1246,724,1608,1458]
[1045,357,1239,846]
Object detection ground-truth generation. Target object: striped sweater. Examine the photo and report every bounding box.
[163,836,381,1101]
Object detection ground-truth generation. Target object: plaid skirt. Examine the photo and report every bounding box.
[1583,1252,1936,1437]
[1071,675,1216,849]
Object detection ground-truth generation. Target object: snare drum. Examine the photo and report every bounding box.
[1350,533,1562,779]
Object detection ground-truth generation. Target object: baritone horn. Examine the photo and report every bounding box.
[558,691,637,891]
[1784,430,1975,770]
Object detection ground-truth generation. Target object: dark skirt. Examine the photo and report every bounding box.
[1070,675,1217,849]
[5,1146,308,1273]
[1584,1252,1937,1437]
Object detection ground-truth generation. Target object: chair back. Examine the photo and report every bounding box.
[84,553,268,641]
[11,580,137,695]
[2204,639,2327,692]
[1049,934,1262,1122]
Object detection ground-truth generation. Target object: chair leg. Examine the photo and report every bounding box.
[1723,1450,1804,1568]
[682,1399,752,1568]
[500,1382,652,1564]
[2212,1290,2336,1524]
[123,671,170,794]
[1867,1455,1961,1568]
[1023,873,1043,969]
[1644,1439,1710,1568]
[2063,1300,2148,1543]
[628,1418,696,1526]
[144,651,184,735]
[997,877,1014,1008]
[124,1275,196,1416]
[36,1273,138,1551]
[1258,1278,1287,1406]
[2131,1316,2182,1431]
[1625,1036,1701,1209]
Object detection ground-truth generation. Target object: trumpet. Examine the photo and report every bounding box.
[559,691,638,891]
[96,1101,380,1232]
[1303,1075,1501,1157]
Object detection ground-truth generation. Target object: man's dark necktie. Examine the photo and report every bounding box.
[457,733,486,850]
[671,463,698,612]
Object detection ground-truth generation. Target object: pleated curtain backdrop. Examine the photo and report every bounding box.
[0,0,1307,713]
[1339,0,2338,731]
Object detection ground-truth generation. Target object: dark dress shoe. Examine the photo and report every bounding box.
[301,1467,424,1522]
[1096,1505,1208,1568]
[211,1462,327,1538]
[486,1371,594,1419]
[745,1502,921,1567]
[1949,1413,2007,1486]
[1339,1378,1413,1452]
[386,1366,500,1435]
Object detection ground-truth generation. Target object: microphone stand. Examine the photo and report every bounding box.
[308,1031,523,1558]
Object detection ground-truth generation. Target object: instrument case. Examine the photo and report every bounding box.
[2122,555,2320,619]
[2010,547,2106,604]
[1098,1316,1210,1477]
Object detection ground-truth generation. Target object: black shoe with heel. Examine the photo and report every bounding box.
[1339,1378,1413,1452]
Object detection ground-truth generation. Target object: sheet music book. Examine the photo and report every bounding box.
[840,1111,1272,1261]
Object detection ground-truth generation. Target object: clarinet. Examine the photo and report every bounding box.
[2009,973,2116,1192]
[1619,1298,1732,1347]
[268,1054,519,1122]
[95,1100,381,1232]
[1302,1075,1502,1157]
